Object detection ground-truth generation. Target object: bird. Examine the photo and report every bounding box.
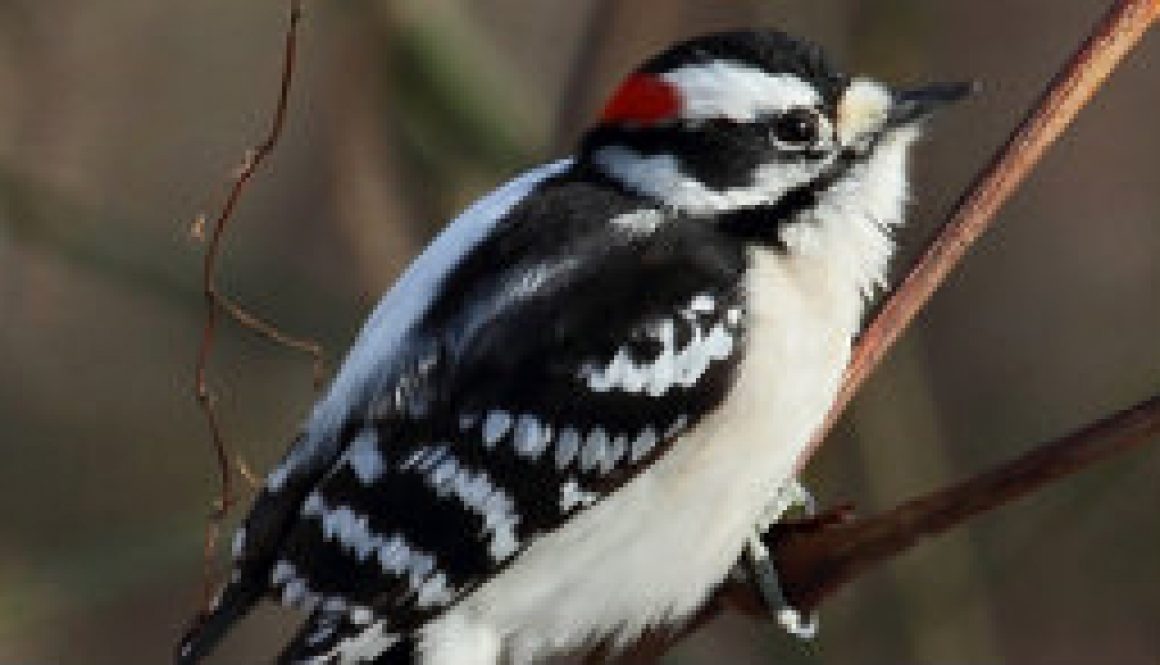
[176,29,968,665]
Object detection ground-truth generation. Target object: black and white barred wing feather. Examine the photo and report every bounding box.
[179,160,750,664]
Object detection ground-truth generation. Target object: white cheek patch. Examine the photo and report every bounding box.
[838,78,891,148]
[661,63,820,122]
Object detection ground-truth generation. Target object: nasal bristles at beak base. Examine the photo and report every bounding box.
[836,79,893,148]
[887,81,976,129]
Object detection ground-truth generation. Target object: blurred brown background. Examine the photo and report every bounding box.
[0,1,1157,663]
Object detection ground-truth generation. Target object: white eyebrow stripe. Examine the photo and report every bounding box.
[660,63,820,122]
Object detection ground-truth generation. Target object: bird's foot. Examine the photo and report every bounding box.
[743,479,819,639]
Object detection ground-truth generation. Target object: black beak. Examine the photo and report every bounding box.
[887,81,976,128]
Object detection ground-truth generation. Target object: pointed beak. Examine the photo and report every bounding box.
[887,81,976,128]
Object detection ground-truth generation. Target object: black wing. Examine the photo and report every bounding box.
[179,174,751,664]
[275,609,415,665]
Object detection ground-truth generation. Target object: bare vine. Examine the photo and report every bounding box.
[191,0,321,612]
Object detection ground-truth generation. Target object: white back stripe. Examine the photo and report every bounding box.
[300,159,574,449]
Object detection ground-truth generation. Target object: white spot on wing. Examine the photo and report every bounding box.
[282,578,306,606]
[231,527,246,558]
[688,293,715,313]
[482,411,513,447]
[271,559,294,586]
[416,572,455,608]
[345,429,385,484]
[305,621,337,647]
[610,208,665,235]
[580,295,736,397]
[605,434,627,473]
[629,427,659,462]
[322,597,348,615]
[580,428,610,473]
[351,607,374,626]
[513,415,551,459]
[560,479,601,512]
[266,462,291,492]
[555,427,582,469]
[269,559,323,611]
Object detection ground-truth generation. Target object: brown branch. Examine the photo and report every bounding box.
[601,395,1160,664]
[768,394,1160,614]
[598,0,1160,661]
[191,0,321,613]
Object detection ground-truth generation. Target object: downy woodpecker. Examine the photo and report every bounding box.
[177,29,968,665]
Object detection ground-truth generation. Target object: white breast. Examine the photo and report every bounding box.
[415,131,916,665]
[415,253,861,665]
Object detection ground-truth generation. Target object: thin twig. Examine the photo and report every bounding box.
[601,0,1160,660]
[192,0,319,612]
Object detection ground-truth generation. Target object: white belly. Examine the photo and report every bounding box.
[418,246,864,664]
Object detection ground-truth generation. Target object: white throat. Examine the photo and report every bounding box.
[781,125,919,310]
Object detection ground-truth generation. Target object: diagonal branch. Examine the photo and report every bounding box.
[766,393,1160,614]
[600,394,1159,664]
[800,0,1160,470]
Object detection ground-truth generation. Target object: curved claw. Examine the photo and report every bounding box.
[744,479,820,640]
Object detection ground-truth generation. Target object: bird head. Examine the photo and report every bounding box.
[581,30,971,230]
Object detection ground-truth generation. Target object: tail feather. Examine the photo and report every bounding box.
[175,582,262,665]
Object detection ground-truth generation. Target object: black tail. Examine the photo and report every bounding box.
[175,582,263,665]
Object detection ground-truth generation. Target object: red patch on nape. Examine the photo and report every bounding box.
[599,73,682,126]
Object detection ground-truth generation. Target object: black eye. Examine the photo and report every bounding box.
[771,109,820,147]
